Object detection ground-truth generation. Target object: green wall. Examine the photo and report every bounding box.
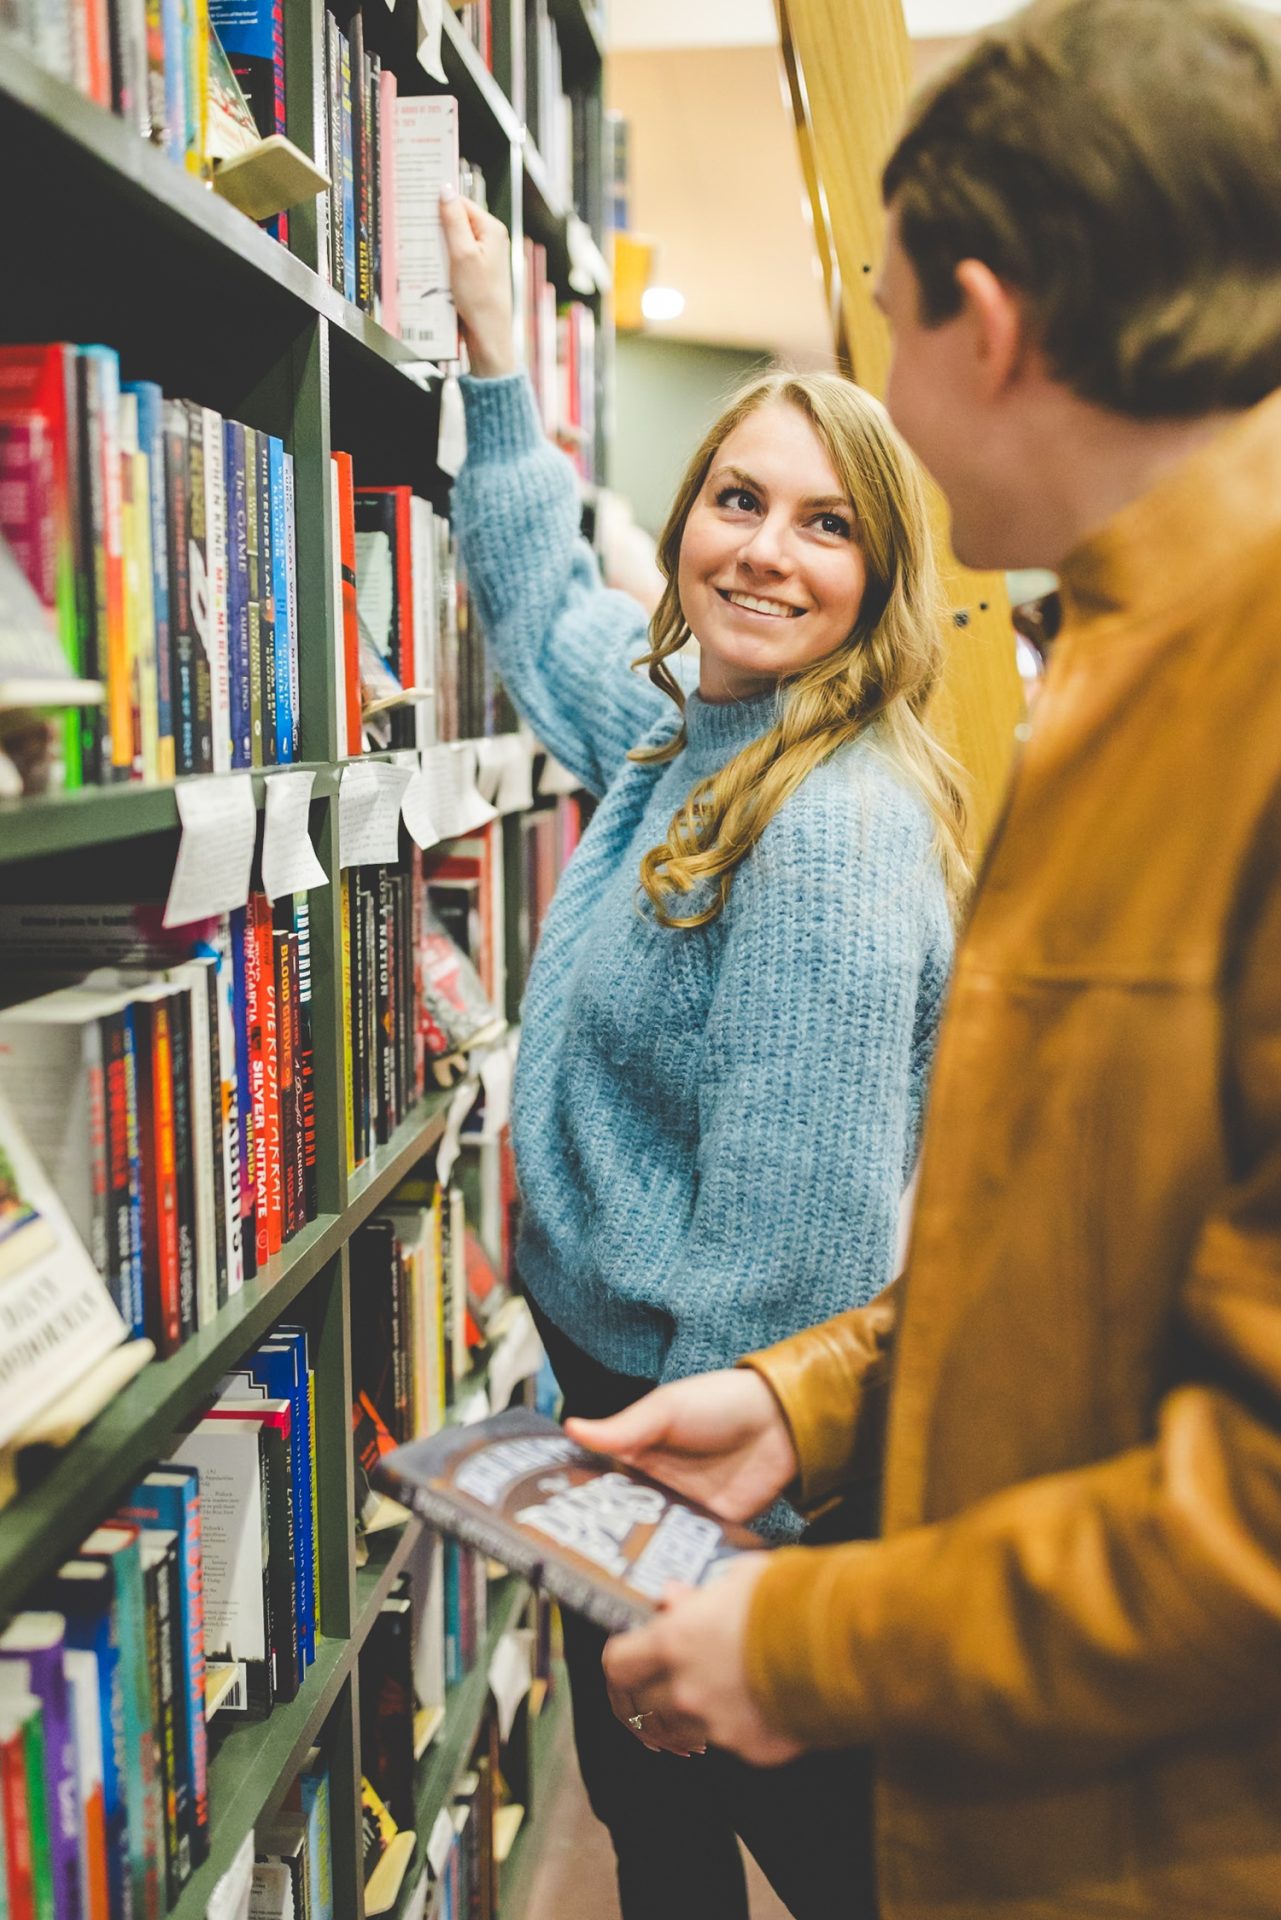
[612,333,772,538]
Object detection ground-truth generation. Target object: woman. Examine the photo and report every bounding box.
[441,188,964,1918]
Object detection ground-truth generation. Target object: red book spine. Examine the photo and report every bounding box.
[274,926,296,1243]
[0,1720,35,1920]
[333,452,361,754]
[245,899,270,1273]
[152,1000,181,1346]
[256,897,283,1258]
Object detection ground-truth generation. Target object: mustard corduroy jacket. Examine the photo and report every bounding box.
[742,390,1281,1919]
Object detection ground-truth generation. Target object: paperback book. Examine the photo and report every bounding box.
[372,1407,764,1635]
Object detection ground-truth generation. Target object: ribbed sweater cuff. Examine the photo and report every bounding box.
[459,372,546,464]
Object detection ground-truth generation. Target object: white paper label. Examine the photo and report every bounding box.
[477,1037,514,1135]
[435,1074,479,1187]
[261,771,328,902]
[486,1297,544,1419]
[205,1830,255,1920]
[339,760,413,868]
[437,371,467,476]
[538,750,583,797]
[164,775,256,928]
[494,735,534,814]
[427,1808,456,1880]
[416,0,446,81]
[488,1629,534,1743]
[401,757,443,852]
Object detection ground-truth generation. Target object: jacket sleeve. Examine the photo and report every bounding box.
[656,782,940,1391]
[452,375,669,796]
[743,807,1281,1773]
[739,1283,900,1509]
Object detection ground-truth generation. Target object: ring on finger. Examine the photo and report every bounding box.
[627,1710,652,1733]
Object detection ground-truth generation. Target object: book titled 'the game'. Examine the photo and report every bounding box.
[372,1408,764,1634]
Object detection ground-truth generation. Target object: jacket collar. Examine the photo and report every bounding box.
[1058,385,1281,637]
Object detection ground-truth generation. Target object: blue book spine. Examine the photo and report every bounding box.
[56,1583,131,1920]
[339,30,356,305]
[225,421,251,770]
[268,437,292,765]
[246,1344,312,1677]
[283,451,299,762]
[300,1766,333,1920]
[119,1001,146,1340]
[122,1473,209,1871]
[275,1326,318,1665]
[160,0,186,163]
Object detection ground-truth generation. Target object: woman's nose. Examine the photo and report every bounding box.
[737,515,790,571]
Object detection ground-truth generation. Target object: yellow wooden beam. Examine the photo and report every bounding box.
[776,0,1023,858]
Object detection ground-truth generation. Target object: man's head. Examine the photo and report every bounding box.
[876,0,1281,568]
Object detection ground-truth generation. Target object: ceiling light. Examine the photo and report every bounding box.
[641,285,686,322]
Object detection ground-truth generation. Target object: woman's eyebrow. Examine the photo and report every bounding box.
[710,466,852,514]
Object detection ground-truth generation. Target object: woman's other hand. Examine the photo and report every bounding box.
[439,188,516,378]
[565,1369,799,1522]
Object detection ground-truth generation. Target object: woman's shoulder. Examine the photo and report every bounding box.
[762,731,938,869]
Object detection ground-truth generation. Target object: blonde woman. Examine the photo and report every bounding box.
[441,190,963,1919]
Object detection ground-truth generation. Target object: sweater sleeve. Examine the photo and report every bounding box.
[452,375,669,796]
[743,793,1281,1775]
[657,772,944,1387]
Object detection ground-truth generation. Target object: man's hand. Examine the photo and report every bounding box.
[603,1557,804,1766]
[439,190,516,378]
[565,1368,799,1522]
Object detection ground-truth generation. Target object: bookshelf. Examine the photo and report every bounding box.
[0,0,609,1913]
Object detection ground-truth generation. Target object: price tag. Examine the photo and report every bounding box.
[261,770,328,901]
[416,0,446,82]
[339,760,413,867]
[164,775,256,928]
[437,371,467,477]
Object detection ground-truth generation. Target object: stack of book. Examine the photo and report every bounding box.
[330,452,514,756]
[0,343,302,792]
[0,896,320,1355]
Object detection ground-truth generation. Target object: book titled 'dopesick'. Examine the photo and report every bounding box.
[372,1407,764,1634]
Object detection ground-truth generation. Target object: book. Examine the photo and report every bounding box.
[0,1087,126,1450]
[358,1594,414,1832]
[0,1669,53,1920]
[0,1615,82,1920]
[170,1418,273,1719]
[63,1639,110,1920]
[138,1530,184,1903]
[77,1523,162,1920]
[416,907,505,1070]
[39,1561,128,1920]
[393,97,459,358]
[206,1394,298,1701]
[374,1407,765,1635]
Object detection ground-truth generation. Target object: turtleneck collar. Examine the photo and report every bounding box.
[680,687,782,776]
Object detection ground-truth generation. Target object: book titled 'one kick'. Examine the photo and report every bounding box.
[372,1407,764,1635]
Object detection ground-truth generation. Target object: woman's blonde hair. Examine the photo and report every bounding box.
[632,370,970,928]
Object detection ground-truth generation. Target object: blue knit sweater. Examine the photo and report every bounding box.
[454,374,953,1387]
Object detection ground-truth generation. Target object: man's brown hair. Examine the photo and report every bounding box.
[882,0,1281,416]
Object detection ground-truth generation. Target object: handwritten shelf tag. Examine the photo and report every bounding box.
[164,775,256,928]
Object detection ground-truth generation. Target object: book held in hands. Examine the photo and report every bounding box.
[372,1407,764,1635]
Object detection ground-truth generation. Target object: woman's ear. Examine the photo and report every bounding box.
[953,259,1033,399]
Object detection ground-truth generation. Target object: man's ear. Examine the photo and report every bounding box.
[954,259,1030,398]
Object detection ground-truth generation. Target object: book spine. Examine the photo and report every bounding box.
[325,14,344,297]
[268,438,291,766]
[143,1548,182,1905]
[224,421,251,770]
[203,407,230,774]
[133,385,173,782]
[375,867,392,1148]
[166,990,197,1344]
[21,1705,57,1920]
[179,1482,209,1863]
[153,998,186,1354]
[162,399,194,776]
[182,399,213,773]
[287,931,306,1237]
[256,897,282,1259]
[256,430,276,767]
[293,901,316,1222]
[350,11,369,312]
[243,424,263,769]
[378,68,399,338]
[339,872,354,1174]
[102,1008,134,1325]
[339,28,355,306]
[0,1639,80,1920]
[117,417,146,780]
[201,962,229,1311]
[244,900,269,1274]
[273,922,296,1244]
[160,0,186,163]
[283,451,299,762]
[368,51,382,326]
[0,1718,37,1920]
[119,1002,146,1340]
[228,907,257,1282]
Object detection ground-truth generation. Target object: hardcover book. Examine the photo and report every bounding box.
[373,1408,764,1635]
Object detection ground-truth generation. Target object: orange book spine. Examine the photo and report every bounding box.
[256,898,283,1258]
[334,451,362,754]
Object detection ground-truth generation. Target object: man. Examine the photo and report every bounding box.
[571,2,1281,1913]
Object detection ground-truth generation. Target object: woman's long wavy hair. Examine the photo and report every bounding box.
[632,371,971,929]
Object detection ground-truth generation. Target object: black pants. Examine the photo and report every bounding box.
[529,1296,877,1920]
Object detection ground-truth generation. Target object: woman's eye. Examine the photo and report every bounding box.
[815,512,852,538]
[716,487,758,513]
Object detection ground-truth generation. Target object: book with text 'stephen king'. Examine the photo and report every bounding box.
[371,1407,765,1635]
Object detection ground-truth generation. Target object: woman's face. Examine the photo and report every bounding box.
[677,400,869,703]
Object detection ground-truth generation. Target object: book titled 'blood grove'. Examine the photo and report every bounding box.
[372,1407,765,1634]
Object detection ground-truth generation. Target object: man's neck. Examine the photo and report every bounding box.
[1015,399,1248,571]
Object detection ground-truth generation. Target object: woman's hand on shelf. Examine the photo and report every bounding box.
[440,188,517,379]
[565,1367,798,1523]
